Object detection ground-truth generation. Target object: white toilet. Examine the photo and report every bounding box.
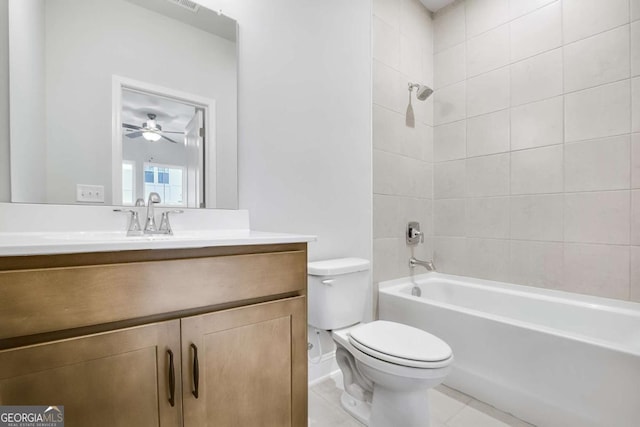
[308,258,453,427]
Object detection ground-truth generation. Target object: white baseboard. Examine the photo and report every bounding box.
[308,350,340,386]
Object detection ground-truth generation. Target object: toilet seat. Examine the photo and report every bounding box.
[348,321,452,369]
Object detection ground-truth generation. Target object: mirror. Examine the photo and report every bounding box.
[4,0,238,208]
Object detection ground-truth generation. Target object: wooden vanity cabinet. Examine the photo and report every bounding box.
[0,243,308,427]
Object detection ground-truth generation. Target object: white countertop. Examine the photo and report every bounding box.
[0,230,316,256]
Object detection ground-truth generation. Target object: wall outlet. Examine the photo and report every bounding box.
[76,184,105,203]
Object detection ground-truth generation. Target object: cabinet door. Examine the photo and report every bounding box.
[0,320,182,427]
[182,296,307,427]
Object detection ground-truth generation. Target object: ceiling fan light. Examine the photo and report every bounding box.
[142,131,162,142]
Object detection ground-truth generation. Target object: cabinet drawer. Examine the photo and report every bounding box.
[0,249,306,340]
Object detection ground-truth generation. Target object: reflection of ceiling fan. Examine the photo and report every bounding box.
[122,113,183,143]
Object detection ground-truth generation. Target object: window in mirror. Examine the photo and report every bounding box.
[143,164,185,207]
[122,161,136,206]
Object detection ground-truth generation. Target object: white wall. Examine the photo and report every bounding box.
[8,0,47,203]
[200,0,373,381]
[203,0,373,262]
[0,1,9,202]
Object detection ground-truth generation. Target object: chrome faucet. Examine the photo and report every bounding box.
[144,192,162,232]
[409,257,436,272]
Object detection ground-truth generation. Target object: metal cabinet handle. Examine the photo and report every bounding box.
[191,343,199,399]
[167,349,176,407]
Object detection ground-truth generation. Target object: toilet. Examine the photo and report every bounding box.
[308,258,453,427]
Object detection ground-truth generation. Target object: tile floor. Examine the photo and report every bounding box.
[308,374,535,427]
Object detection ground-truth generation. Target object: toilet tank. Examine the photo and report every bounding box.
[307,258,370,330]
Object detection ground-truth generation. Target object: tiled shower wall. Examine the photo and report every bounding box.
[432,0,640,301]
[372,0,435,289]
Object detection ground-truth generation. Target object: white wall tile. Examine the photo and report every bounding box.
[373,60,404,113]
[634,0,640,21]
[434,199,466,236]
[563,243,630,299]
[374,150,431,198]
[466,153,510,197]
[466,109,510,157]
[632,190,640,245]
[509,0,556,19]
[407,123,432,161]
[373,16,400,69]
[467,67,510,117]
[434,159,466,199]
[563,0,630,44]
[510,49,563,106]
[466,238,510,282]
[563,26,630,92]
[632,21,640,77]
[465,197,510,238]
[433,237,467,275]
[401,0,432,40]
[434,121,466,161]
[412,160,433,199]
[434,43,466,89]
[509,240,564,288]
[510,194,563,241]
[434,2,466,53]
[564,191,630,245]
[634,78,640,132]
[565,80,631,142]
[373,149,405,195]
[466,25,509,77]
[434,81,466,125]
[510,1,562,62]
[374,194,405,238]
[564,135,631,192]
[373,238,402,282]
[633,134,640,188]
[511,145,563,194]
[374,0,401,28]
[373,105,404,154]
[400,33,424,81]
[631,246,640,302]
[465,0,510,38]
[511,96,563,150]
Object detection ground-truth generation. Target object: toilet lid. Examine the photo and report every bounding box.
[348,321,452,367]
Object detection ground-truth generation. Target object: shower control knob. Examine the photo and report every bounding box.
[407,221,424,245]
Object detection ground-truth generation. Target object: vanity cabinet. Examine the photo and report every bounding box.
[0,243,308,427]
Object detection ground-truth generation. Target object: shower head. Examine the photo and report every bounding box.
[408,83,433,101]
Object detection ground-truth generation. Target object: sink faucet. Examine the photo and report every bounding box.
[144,192,162,232]
[409,257,435,272]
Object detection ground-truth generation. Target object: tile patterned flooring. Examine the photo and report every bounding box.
[308,374,535,427]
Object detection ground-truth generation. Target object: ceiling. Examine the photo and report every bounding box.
[419,0,455,12]
[121,90,196,138]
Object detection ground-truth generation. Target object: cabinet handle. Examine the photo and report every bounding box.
[191,343,199,399]
[167,349,176,407]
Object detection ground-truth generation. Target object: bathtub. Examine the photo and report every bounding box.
[378,272,640,427]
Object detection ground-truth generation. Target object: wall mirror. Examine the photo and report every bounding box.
[5,0,238,208]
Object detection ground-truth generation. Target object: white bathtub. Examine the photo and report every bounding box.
[378,273,640,427]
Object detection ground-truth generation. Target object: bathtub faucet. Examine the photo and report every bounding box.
[409,257,435,272]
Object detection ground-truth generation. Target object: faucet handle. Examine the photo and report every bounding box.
[113,209,143,236]
[159,210,183,235]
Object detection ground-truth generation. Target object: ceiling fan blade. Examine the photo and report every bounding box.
[125,131,143,139]
[161,134,181,144]
[162,130,184,134]
[123,123,142,130]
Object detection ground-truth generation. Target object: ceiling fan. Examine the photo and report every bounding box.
[122,113,183,143]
